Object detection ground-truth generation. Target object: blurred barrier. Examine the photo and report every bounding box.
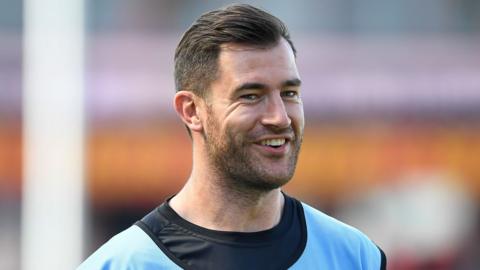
[83,121,480,205]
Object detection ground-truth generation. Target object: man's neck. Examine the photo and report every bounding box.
[169,176,285,232]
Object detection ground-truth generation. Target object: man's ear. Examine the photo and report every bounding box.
[173,91,204,132]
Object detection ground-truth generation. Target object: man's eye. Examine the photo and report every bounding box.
[240,94,259,101]
[282,90,299,98]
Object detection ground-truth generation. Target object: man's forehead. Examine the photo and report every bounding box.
[217,40,296,72]
[207,42,300,99]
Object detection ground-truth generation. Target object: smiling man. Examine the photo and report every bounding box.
[78,4,386,270]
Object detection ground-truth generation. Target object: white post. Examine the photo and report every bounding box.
[22,0,85,269]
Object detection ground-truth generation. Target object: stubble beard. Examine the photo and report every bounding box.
[203,111,303,196]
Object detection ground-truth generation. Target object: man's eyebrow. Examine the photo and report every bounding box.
[283,78,302,87]
[233,78,302,93]
[233,82,268,93]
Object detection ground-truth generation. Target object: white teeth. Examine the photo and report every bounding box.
[260,138,286,146]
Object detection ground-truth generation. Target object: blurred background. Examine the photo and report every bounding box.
[1,0,480,269]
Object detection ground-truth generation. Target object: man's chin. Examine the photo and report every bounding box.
[246,158,296,187]
[222,164,295,193]
[248,171,294,191]
[240,178,289,192]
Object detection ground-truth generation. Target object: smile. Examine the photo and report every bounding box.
[260,138,286,148]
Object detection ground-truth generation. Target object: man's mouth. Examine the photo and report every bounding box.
[259,138,287,148]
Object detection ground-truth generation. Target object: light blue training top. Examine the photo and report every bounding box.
[78,202,385,269]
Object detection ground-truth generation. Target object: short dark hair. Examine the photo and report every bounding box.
[174,4,296,97]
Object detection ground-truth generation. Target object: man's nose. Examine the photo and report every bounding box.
[260,93,291,129]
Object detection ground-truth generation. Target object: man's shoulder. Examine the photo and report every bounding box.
[300,201,373,243]
[77,225,180,270]
[296,201,386,269]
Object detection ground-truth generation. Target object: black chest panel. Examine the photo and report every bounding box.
[135,194,307,270]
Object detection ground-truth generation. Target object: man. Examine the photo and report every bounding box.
[78,4,386,270]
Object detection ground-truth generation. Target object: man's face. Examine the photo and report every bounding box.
[201,39,304,192]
